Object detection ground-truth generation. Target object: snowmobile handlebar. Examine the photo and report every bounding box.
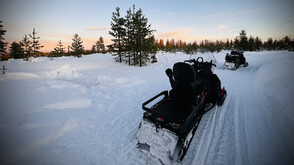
[184,57,204,64]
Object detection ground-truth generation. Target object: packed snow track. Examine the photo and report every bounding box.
[0,51,293,165]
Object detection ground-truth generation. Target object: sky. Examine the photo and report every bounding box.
[1,0,294,52]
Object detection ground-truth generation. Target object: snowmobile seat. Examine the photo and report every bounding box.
[150,98,194,123]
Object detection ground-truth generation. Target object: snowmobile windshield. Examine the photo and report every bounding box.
[189,52,217,73]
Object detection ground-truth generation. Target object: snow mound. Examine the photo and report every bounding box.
[43,98,92,110]
[0,72,38,80]
[43,64,82,80]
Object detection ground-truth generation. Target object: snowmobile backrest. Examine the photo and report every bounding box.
[173,62,197,83]
[170,62,199,104]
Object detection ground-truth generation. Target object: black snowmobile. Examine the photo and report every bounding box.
[224,50,248,70]
[136,55,227,164]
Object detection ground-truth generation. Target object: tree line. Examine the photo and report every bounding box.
[1,14,294,62]
[0,21,106,60]
[156,30,294,54]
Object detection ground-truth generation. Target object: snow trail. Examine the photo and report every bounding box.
[0,52,293,165]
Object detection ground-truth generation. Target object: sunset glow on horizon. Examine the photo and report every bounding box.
[1,0,293,52]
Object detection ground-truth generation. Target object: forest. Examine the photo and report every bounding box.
[0,5,294,64]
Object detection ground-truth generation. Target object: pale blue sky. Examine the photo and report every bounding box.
[1,0,293,51]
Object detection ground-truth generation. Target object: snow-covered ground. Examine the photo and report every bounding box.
[0,51,293,165]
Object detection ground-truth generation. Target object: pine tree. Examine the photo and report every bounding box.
[29,28,43,57]
[266,38,273,50]
[109,5,156,66]
[254,36,262,51]
[234,37,239,49]
[109,7,125,62]
[282,36,290,50]
[159,39,164,51]
[132,7,156,66]
[238,29,248,51]
[124,7,134,65]
[100,36,106,53]
[215,40,222,52]
[289,38,294,51]
[53,40,65,56]
[10,41,23,59]
[71,33,84,57]
[91,45,96,53]
[225,38,230,50]
[248,36,255,51]
[0,21,7,59]
[96,36,105,53]
[20,34,32,61]
[229,39,234,50]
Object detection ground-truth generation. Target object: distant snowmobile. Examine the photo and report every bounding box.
[136,54,227,164]
[224,50,248,70]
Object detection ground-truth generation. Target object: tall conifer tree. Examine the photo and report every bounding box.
[29,28,43,57]
[109,7,125,62]
[21,34,32,61]
[10,41,23,59]
[238,29,248,51]
[124,7,134,65]
[54,40,65,56]
[71,33,84,57]
[0,21,7,58]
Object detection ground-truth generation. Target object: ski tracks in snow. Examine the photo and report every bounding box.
[185,66,256,165]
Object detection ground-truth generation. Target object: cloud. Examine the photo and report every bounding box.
[215,25,228,30]
[85,27,109,31]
